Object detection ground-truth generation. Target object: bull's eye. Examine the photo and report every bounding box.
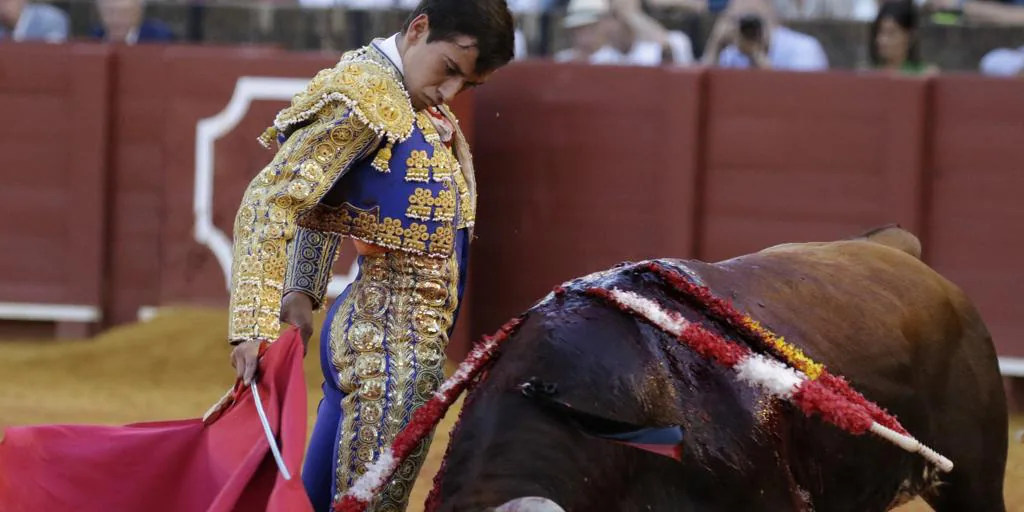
[518,376,558,398]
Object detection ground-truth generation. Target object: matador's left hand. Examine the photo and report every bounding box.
[230,340,263,386]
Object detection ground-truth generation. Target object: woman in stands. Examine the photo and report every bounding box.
[868,0,939,75]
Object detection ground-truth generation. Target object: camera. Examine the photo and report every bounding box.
[737,14,763,41]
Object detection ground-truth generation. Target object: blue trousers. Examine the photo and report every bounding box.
[303,296,346,512]
[301,250,460,511]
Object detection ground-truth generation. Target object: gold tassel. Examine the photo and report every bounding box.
[372,141,394,173]
[258,126,279,149]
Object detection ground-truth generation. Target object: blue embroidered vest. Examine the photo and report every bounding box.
[296,109,472,260]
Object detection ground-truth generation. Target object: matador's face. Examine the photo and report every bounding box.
[400,14,491,111]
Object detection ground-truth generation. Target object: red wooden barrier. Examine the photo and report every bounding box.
[928,75,1024,369]
[471,62,1024,372]
[0,44,1021,378]
[0,44,110,337]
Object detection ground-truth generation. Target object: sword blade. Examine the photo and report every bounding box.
[250,382,292,480]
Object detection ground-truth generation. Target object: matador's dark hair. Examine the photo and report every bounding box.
[402,0,516,74]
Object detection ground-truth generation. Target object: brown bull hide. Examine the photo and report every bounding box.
[434,226,1008,512]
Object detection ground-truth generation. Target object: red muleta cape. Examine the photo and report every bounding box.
[0,328,313,512]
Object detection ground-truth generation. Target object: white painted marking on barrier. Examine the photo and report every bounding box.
[137,306,160,322]
[194,76,360,298]
[998,357,1024,377]
[0,303,100,322]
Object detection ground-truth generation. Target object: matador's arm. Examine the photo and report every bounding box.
[227,104,379,344]
[226,58,417,345]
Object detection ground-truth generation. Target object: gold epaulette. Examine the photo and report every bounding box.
[259,57,416,149]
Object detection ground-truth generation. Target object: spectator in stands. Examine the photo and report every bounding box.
[554,0,621,63]
[867,0,937,74]
[701,0,828,71]
[607,0,694,65]
[555,0,694,65]
[92,0,176,44]
[979,45,1024,76]
[0,0,68,43]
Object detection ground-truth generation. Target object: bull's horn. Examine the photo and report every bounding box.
[493,497,566,512]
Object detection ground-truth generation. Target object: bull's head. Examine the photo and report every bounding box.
[430,284,778,512]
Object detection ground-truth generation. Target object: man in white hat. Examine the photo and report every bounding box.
[554,0,694,65]
[605,0,694,65]
[554,0,623,63]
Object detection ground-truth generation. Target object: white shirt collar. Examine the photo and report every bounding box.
[375,33,404,76]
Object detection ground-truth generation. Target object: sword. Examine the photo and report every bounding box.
[250,381,293,480]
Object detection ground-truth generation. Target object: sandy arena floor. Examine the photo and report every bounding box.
[0,308,1020,511]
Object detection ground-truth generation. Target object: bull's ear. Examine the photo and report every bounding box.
[850,224,922,260]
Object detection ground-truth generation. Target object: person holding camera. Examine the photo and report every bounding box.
[700,0,827,71]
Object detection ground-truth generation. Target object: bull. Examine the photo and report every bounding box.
[431,225,1008,512]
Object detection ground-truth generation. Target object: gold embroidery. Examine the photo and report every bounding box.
[352,211,378,240]
[299,202,457,259]
[405,150,431,183]
[298,202,359,234]
[378,218,404,248]
[299,160,324,183]
[433,189,456,222]
[415,112,437,140]
[453,167,472,228]
[437,103,477,231]
[287,180,313,201]
[429,226,455,255]
[429,140,454,182]
[331,250,459,511]
[406,150,431,168]
[313,143,336,165]
[228,102,378,343]
[267,56,415,147]
[332,258,386,496]
[406,188,435,221]
[330,124,357,145]
[402,223,430,253]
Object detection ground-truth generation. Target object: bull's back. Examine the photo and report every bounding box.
[690,239,975,380]
[673,236,1007,509]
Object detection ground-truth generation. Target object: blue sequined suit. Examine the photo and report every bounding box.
[225,41,476,512]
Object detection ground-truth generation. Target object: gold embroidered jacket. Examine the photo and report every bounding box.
[227,45,478,344]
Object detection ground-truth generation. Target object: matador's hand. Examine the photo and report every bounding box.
[280,291,315,354]
[230,340,263,386]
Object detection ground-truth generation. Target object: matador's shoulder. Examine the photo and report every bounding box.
[259,47,416,149]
